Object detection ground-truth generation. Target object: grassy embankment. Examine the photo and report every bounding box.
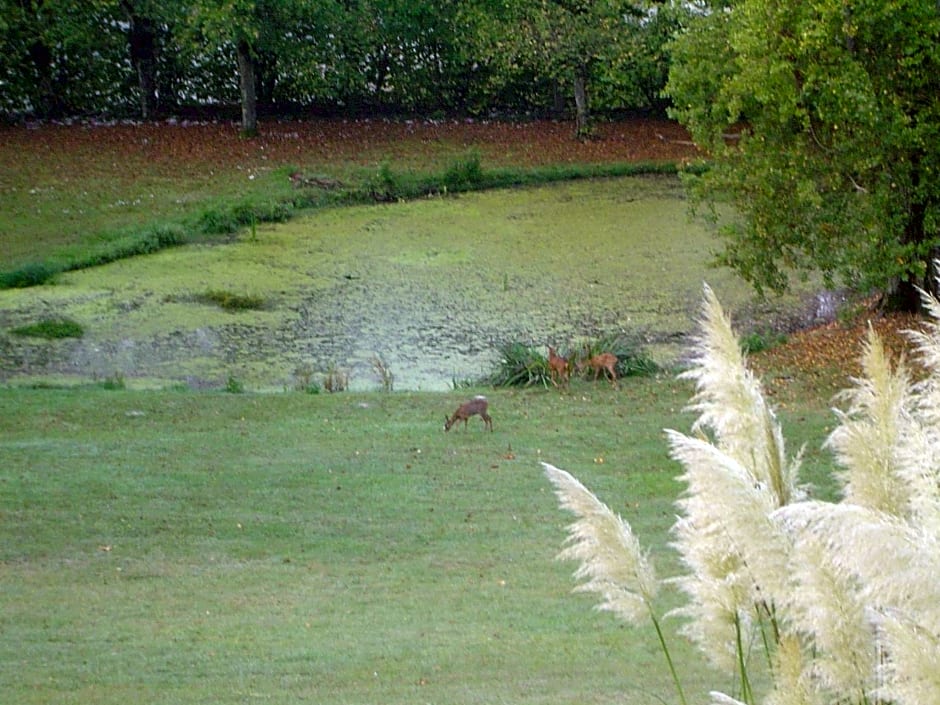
[0,120,689,288]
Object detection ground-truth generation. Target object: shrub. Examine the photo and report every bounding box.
[197,290,267,312]
[740,329,787,354]
[576,334,659,378]
[371,354,394,392]
[544,283,940,705]
[0,262,58,289]
[485,342,551,388]
[322,363,348,393]
[98,372,126,390]
[442,150,484,191]
[224,375,244,393]
[197,207,240,235]
[11,317,84,339]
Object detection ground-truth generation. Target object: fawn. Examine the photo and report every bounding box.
[578,352,619,386]
[444,395,493,432]
[547,346,571,388]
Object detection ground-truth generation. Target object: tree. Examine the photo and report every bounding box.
[118,0,187,119]
[0,0,129,117]
[464,0,658,136]
[666,0,940,311]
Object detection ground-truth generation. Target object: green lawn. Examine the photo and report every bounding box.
[0,379,839,704]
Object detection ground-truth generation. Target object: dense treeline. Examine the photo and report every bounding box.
[4,0,937,313]
[0,0,685,128]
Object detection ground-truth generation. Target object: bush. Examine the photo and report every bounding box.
[576,334,659,378]
[0,262,58,289]
[197,290,267,312]
[442,150,484,191]
[11,317,84,339]
[197,207,240,235]
[740,329,787,354]
[485,342,551,388]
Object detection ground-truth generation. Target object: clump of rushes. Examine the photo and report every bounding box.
[576,333,659,378]
[198,290,267,312]
[486,342,551,388]
[11,317,84,339]
[0,262,58,289]
[371,354,394,392]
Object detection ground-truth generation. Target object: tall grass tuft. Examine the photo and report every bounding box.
[544,281,940,705]
[11,317,84,339]
[0,262,58,288]
[577,333,659,378]
[485,342,551,388]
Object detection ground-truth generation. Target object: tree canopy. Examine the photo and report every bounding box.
[666,0,940,310]
[0,0,676,128]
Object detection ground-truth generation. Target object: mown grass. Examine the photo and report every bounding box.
[0,377,840,704]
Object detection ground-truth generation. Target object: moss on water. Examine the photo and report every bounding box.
[0,176,818,390]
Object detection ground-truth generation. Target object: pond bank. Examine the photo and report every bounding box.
[0,176,826,391]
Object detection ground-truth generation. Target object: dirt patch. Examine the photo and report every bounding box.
[1,117,699,174]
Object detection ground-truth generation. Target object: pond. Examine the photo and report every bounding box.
[0,176,825,391]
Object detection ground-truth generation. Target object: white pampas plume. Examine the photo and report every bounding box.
[680,283,801,508]
[542,462,657,624]
[764,634,825,705]
[543,461,689,705]
[825,325,916,517]
[666,431,792,671]
[875,609,940,705]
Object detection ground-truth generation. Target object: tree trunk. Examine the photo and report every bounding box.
[125,8,158,119]
[573,67,590,138]
[883,197,936,313]
[27,39,64,117]
[236,39,258,136]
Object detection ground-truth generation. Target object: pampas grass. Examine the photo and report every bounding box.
[544,462,688,705]
[544,280,940,705]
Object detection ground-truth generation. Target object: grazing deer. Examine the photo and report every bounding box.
[578,352,619,387]
[444,395,493,432]
[547,346,571,388]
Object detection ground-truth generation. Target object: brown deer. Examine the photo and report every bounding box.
[444,395,493,432]
[578,352,619,387]
[547,346,571,388]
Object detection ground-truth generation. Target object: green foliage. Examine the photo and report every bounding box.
[666,0,940,308]
[197,290,267,312]
[97,372,126,390]
[577,334,660,378]
[292,362,320,393]
[442,150,484,190]
[224,374,245,393]
[0,0,680,122]
[740,329,787,355]
[485,342,551,388]
[0,262,58,289]
[10,317,84,339]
